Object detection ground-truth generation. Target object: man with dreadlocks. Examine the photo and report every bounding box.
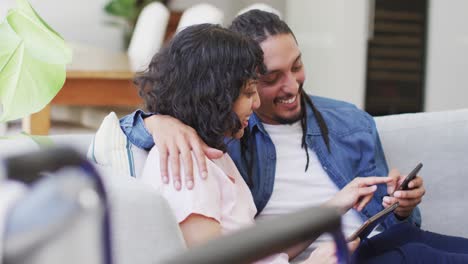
[119,9,468,264]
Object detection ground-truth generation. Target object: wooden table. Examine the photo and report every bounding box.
[22,44,141,135]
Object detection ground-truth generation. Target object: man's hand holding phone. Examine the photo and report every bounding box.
[382,164,426,219]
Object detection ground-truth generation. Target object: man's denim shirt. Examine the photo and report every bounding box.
[120,95,421,231]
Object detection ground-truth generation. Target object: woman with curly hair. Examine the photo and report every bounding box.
[136,24,368,264]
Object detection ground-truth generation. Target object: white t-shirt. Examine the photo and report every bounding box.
[259,122,373,262]
[140,147,290,264]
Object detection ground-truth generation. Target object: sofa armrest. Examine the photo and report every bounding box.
[164,206,346,264]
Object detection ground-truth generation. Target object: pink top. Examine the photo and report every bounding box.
[140,148,290,264]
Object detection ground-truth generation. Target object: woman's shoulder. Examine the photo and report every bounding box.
[141,148,231,223]
[211,154,241,182]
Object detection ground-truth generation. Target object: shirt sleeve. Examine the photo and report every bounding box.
[119,110,155,150]
[139,147,223,224]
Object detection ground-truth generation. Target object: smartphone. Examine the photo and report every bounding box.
[392,162,423,196]
[347,202,399,242]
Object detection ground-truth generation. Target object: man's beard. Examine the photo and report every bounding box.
[273,111,303,124]
[273,84,305,124]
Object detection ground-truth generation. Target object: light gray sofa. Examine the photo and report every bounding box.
[375,108,468,237]
[0,108,467,262]
[0,136,344,264]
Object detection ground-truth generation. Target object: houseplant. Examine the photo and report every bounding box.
[0,0,71,123]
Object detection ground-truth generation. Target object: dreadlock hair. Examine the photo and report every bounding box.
[136,24,265,152]
[230,10,330,185]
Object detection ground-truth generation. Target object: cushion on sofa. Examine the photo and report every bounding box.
[87,112,147,178]
[375,109,468,237]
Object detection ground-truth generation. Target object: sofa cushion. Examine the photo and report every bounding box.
[87,112,147,178]
[0,135,41,160]
[96,166,186,263]
[375,109,468,237]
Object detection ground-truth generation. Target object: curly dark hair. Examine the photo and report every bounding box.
[136,24,265,152]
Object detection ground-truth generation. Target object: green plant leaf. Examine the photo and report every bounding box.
[7,0,72,64]
[0,39,65,122]
[0,22,21,72]
[0,0,69,122]
[104,0,138,19]
[18,0,63,41]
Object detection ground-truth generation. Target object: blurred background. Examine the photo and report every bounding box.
[1,0,467,135]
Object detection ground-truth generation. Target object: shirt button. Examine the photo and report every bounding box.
[323,166,328,171]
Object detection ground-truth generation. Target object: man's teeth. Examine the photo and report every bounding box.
[278,96,296,104]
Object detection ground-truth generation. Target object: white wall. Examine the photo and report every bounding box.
[0,0,285,52]
[1,0,124,52]
[424,0,468,112]
[285,0,369,109]
[169,0,285,25]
